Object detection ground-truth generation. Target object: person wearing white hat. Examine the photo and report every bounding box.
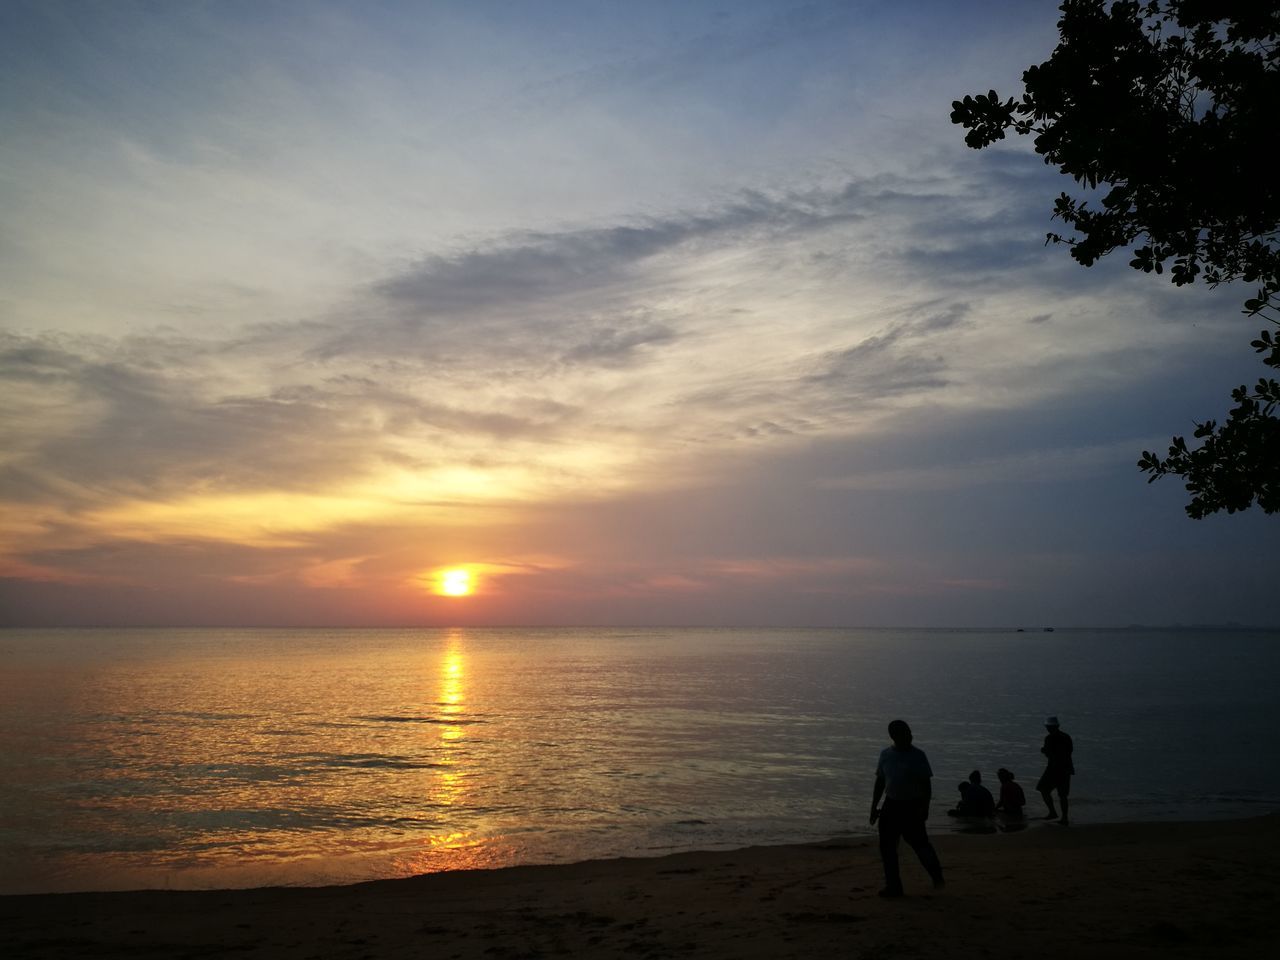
[1036,716,1074,824]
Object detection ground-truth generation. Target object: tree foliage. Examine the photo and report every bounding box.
[950,0,1280,517]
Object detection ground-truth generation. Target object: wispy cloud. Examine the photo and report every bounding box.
[0,160,1236,536]
[808,302,973,398]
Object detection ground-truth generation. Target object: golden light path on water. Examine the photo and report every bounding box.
[409,630,477,868]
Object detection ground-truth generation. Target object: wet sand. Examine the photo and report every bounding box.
[3,815,1278,959]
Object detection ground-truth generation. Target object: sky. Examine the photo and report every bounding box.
[1,0,1274,628]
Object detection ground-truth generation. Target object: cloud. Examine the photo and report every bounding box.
[1,160,1240,527]
[808,301,973,399]
[0,332,368,502]
[0,326,601,538]
[357,185,867,323]
[813,439,1144,492]
[2,150,1268,628]
[560,318,679,366]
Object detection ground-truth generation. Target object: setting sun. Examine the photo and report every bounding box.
[438,568,473,597]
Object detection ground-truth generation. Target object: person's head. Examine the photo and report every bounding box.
[997,767,1014,783]
[968,770,982,785]
[957,781,971,796]
[1045,715,1060,731]
[887,719,912,748]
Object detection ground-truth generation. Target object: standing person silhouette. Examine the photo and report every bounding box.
[869,719,945,898]
[1036,716,1074,824]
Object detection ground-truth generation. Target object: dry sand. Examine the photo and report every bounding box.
[3,816,1278,959]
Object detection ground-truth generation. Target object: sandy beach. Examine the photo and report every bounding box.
[4,815,1278,959]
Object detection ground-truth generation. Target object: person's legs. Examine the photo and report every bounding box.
[1058,779,1070,824]
[1039,788,1058,818]
[899,806,944,888]
[877,804,904,896]
[1037,770,1059,818]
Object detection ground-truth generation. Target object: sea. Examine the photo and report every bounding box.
[1,626,1278,895]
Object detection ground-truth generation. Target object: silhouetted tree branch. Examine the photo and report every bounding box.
[951,0,1280,517]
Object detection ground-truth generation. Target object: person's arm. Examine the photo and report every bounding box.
[870,771,885,824]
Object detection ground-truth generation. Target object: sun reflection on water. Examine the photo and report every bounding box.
[436,629,466,775]
[401,629,506,873]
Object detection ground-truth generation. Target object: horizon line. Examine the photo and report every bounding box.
[2,622,1275,632]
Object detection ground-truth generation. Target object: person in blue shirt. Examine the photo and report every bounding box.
[869,719,945,898]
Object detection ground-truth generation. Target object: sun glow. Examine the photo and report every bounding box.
[437,568,473,597]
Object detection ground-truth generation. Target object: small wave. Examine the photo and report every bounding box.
[266,751,444,771]
[355,715,486,726]
[89,712,261,725]
[311,754,444,770]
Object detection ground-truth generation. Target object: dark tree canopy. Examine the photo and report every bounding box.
[950,0,1279,518]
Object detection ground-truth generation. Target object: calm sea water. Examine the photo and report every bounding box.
[1,626,1277,894]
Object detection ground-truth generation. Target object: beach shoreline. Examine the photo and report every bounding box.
[4,814,1277,959]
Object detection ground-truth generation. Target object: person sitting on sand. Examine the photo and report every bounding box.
[947,780,974,817]
[966,770,996,817]
[869,719,945,898]
[1036,716,1074,825]
[995,767,1025,819]
[948,771,996,818]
